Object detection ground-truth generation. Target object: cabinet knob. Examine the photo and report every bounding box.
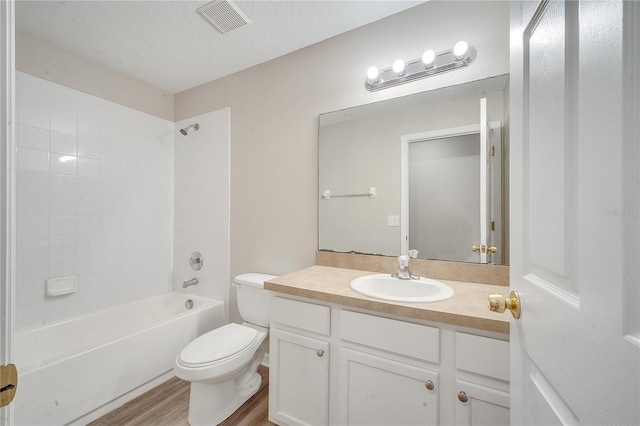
[316,349,324,357]
[425,380,435,391]
[458,391,469,403]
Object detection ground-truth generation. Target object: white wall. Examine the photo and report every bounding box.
[173,109,230,317]
[15,72,174,330]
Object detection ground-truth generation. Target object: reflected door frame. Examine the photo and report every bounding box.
[400,121,501,263]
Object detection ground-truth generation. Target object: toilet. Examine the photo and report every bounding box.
[174,273,276,425]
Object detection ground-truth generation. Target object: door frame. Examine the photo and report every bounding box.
[400,121,501,260]
[0,0,16,423]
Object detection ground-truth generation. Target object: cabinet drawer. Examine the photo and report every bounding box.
[271,296,331,336]
[456,332,509,381]
[340,310,439,363]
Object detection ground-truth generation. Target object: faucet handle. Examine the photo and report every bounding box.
[398,255,410,267]
[408,249,419,259]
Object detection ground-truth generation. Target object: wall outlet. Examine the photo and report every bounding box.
[387,215,400,227]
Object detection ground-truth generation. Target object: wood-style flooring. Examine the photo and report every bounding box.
[89,366,276,426]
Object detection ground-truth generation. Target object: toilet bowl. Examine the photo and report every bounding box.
[174,273,276,425]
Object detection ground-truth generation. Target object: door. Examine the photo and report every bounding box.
[510,1,639,424]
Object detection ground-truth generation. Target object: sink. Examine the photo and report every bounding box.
[350,274,454,303]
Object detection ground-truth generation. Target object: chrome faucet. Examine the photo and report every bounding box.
[391,255,419,280]
[182,277,199,288]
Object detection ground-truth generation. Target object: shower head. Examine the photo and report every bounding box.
[180,123,199,135]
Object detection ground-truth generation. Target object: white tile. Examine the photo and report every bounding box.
[78,117,102,141]
[16,193,49,217]
[49,236,76,259]
[17,215,48,238]
[50,196,78,216]
[18,124,49,151]
[17,237,49,262]
[77,157,101,178]
[49,216,76,237]
[18,147,49,172]
[50,174,77,197]
[78,138,102,159]
[101,179,123,199]
[50,132,77,155]
[49,85,79,115]
[18,170,49,196]
[102,161,124,180]
[102,143,124,164]
[50,153,77,176]
[50,110,77,136]
[18,102,49,130]
[77,196,101,216]
[16,258,48,305]
[49,256,77,278]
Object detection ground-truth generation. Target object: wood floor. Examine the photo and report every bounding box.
[89,366,276,426]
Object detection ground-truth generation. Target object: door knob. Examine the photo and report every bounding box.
[488,290,521,319]
[472,245,497,253]
[0,364,18,408]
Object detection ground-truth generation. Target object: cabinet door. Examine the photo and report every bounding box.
[339,348,438,426]
[454,379,509,426]
[269,328,329,426]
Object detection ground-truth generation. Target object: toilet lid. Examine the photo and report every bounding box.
[178,323,258,367]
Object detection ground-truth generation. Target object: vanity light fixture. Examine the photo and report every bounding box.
[365,41,477,92]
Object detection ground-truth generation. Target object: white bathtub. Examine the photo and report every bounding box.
[13,291,225,425]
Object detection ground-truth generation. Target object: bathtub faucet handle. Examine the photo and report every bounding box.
[182,278,199,288]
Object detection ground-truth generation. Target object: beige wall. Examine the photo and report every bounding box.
[174,1,509,321]
[16,30,174,121]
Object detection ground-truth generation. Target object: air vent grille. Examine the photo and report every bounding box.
[197,0,252,34]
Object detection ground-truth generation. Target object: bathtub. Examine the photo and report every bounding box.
[13,291,225,426]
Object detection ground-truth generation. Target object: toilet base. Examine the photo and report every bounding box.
[187,371,262,425]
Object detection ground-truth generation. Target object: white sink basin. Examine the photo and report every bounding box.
[350,274,454,303]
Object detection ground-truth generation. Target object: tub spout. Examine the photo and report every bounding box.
[182,278,199,288]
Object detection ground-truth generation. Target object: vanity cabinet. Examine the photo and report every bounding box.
[269,295,509,426]
[338,310,440,425]
[454,333,510,426]
[269,297,331,426]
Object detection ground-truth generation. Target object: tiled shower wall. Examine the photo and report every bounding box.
[15,72,174,330]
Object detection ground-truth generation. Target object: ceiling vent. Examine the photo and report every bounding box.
[197,0,252,34]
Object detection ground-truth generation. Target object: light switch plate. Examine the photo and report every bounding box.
[387,215,400,227]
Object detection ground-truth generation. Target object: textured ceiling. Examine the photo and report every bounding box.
[15,0,424,94]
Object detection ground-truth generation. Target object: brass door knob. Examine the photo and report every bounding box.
[458,391,469,403]
[488,290,521,319]
[472,245,497,253]
[425,380,435,391]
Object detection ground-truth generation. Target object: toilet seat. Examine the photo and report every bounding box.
[177,323,258,368]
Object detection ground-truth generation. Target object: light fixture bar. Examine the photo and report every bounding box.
[365,45,477,92]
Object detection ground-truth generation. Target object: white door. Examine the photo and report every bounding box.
[510,0,639,424]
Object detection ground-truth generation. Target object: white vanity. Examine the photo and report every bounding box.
[265,265,510,426]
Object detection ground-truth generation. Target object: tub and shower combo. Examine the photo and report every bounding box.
[13,291,225,425]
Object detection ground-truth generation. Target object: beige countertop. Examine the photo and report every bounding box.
[265,265,510,335]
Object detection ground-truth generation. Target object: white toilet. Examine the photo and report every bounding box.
[174,273,276,425]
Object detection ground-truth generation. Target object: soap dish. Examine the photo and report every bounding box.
[46,275,78,297]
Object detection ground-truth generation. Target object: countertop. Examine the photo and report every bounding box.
[265,265,510,335]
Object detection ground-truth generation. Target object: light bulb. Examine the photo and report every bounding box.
[366,66,379,82]
[453,41,469,58]
[422,49,436,67]
[392,59,405,75]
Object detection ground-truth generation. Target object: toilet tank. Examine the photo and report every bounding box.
[234,273,276,327]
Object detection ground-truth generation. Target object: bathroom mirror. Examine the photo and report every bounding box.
[318,74,510,265]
